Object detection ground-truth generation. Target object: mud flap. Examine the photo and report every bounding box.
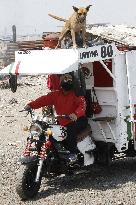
[95,141,114,166]
[9,74,17,93]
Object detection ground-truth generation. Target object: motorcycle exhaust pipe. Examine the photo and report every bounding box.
[35,159,44,182]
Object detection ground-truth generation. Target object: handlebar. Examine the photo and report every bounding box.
[54,114,70,119]
[19,109,70,121]
[19,108,34,118]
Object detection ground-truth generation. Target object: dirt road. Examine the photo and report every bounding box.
[1,76,136,205]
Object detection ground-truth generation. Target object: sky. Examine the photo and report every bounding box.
[1,0,136,35]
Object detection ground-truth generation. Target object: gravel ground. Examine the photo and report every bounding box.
[1,76,136,205]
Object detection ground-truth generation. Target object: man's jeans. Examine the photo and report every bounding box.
[63,116,88,153]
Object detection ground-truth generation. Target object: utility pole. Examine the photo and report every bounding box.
[9,25,17,93]
[12,25,16,43]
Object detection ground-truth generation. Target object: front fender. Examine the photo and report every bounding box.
[18,155,38,165]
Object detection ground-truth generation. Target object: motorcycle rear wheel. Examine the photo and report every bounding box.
[16,164,42,200]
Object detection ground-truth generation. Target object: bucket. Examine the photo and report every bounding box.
[43,33,59,49]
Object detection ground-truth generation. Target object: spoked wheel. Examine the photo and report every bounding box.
[16,164,42,200]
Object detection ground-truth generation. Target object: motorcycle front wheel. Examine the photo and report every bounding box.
[16,164,42,200]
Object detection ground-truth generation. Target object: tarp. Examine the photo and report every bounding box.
[0,44,118,75]
[0,49,79,75]
[0,62,18,75]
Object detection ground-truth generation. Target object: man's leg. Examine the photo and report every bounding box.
[64,117,88,153]
[64,122,77,153]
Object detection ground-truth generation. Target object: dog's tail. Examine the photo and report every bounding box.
[48,13,67,22]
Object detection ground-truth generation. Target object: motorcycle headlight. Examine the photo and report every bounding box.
[30,123,42,137]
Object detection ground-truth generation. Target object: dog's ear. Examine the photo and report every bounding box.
[86,5,92,11]
[72,6,79,12]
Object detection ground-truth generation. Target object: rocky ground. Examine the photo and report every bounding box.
[1,76,136,205]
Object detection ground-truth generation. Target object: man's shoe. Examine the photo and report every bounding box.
[84,152,94,166]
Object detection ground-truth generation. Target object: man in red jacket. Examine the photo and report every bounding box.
[25,73,88,153]
[43,74,62,116]
[47,74,61,91]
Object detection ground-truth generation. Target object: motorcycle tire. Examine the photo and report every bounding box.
[16,164,42,200]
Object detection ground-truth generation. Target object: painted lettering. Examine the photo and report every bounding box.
[101,45,113,58]
[80,50,98,59]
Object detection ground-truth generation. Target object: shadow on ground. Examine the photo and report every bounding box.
[34,157,136,200]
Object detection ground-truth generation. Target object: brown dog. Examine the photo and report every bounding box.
[48,5,92,48]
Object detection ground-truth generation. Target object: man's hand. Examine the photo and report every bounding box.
[24,104,31,111]
[69,113,77,121]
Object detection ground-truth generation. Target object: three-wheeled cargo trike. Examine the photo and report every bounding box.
[1,43,136,200]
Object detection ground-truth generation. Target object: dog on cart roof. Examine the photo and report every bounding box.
[48,5,92,49]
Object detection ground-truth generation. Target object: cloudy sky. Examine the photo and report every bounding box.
[1,0,136,35]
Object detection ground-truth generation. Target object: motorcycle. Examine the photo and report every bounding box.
[16,108,95,200]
